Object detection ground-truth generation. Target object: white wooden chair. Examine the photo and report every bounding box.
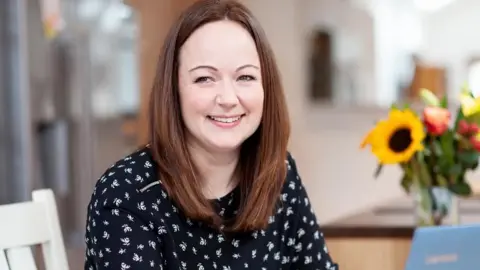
[0,189,69,270]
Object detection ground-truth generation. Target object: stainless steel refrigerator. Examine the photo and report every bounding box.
[0,0,97,247]
[1,0,139,251]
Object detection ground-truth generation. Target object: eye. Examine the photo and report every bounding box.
[194,76,214,84]
[238,75,256,82]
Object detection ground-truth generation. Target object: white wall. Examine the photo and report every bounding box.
[421,0,480,96]
[247,0,480,107]
[372,0,424,105]
[303,0,376,105]
[243,0,405,224]
[243,0,480,225]
[240,0,309,154]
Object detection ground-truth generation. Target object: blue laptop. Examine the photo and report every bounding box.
[405,224,480,270]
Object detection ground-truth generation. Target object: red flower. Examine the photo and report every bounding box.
[458,120,471,135]
[470,123,480,133]
[470,135,480,152]
[457,120,480,137]
[423,107,451,136]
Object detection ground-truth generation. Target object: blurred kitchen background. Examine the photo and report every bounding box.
[2,0,480,268]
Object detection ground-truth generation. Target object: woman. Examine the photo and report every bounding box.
[84,0,338,269]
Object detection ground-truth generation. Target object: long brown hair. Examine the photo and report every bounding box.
[148,0,290,232]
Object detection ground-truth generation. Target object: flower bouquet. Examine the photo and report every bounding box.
[361,86,478,226]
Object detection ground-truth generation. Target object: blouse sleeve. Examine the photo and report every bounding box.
[84,169,164,269]
[288,155,339,270]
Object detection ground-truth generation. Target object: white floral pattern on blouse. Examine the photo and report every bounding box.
[84,148,339,270]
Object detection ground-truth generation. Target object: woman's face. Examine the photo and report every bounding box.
[178,20,264,153]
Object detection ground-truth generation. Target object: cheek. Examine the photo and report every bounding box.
[238,88,264,112]
[180,89,215,116]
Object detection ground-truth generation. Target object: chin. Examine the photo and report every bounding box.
[207,140,244,152]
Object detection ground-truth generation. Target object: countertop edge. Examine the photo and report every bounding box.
[322,226,415,238]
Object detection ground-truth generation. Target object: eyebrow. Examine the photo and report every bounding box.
[188,64,259,72]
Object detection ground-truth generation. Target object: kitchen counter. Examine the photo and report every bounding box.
[320,196,480,270]
[322,224,414,270]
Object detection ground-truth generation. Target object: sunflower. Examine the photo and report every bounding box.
[361,109,426,164]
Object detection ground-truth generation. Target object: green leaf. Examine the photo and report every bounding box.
[457,151,479,168]
[469,113,480,126]
[457,135,472,150]
[412,156,432,187]
[418,186,434,212]
[449,182,472,197]
[419,160,433,186]
[436,158,451,175]
[401,173,411,193]
[440,132,455,164]
[448,164,462,177]
[401,163,414,179]
[423,147,432,156]
[431,140,443,156]
[436,174,449,187]
[390,103,399,110]
[472,161,479,170]
[374,164,383,178]
[454,107,465,129]
[440,96,448,108]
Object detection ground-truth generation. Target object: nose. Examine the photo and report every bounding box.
[216,81,239,107]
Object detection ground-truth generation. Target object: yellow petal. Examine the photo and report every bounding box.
[419,88,440,106]
[360,129,375,148]
[461,82,471,95]
[475,132,480,141]
[459,94,480,116]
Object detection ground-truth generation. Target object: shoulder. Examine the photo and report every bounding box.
[285,151,297,172]
[284,151,301,187]
[282,152,318,224]
[281,151,306,202]
[89,146,162,208]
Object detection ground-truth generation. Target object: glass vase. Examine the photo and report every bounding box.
[412,186,460,226]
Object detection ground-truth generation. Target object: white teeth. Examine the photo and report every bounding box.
[209,116,242,123]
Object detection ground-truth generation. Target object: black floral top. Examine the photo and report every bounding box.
[84,147,339,270]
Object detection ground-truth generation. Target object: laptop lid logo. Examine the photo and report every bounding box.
[425,253,459,265]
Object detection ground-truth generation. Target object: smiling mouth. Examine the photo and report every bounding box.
[207,114,245,123]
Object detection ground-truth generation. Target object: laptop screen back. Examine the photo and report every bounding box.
[405,224,480,270]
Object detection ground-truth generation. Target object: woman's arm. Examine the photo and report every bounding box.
[84,168,164,269]
[288,155,339,270]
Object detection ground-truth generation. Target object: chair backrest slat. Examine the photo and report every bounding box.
[0,203,50,249]
[0,251,9,269]
[5,247,37,270]
[32,190,69,270]
[0,189,69,270]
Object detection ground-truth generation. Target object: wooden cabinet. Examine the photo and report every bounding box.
[406,63,446,100]
[323,227,413,270]
[326,237,411,270]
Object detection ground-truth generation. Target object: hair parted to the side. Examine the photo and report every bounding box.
[148,0,291,232]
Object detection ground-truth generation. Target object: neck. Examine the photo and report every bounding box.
[188,141,240,200]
